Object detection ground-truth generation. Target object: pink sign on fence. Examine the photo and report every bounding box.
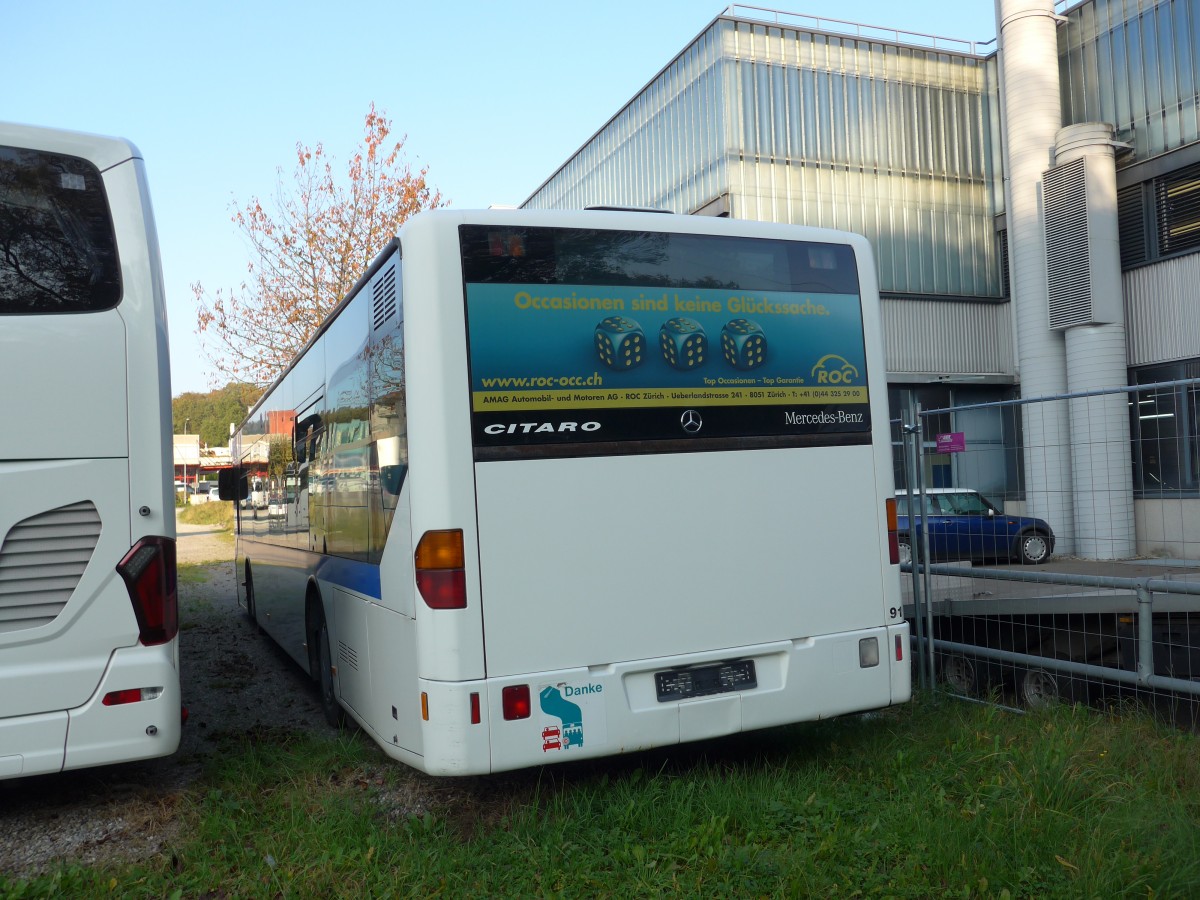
[936,432,966,453]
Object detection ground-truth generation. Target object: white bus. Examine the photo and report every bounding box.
[0,123,181,779]
[223,208,909,775]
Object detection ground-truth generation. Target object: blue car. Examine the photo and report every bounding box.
[895,489,1055,566]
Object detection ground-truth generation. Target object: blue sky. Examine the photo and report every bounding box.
[3,1,999,396]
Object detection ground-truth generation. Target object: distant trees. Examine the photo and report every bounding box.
[172,382,261,447]
[192,104,446,387]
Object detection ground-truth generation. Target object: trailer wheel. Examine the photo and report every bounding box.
[1020,667,1060,709]
[941,654,978,695]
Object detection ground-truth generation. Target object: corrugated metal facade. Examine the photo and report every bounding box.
[1123,253,1200,365]
[721,21,1002,297]
[881,298,1014,377]
[521,26,726,216]
[523,15,1005,299]
[523,2,1200,384]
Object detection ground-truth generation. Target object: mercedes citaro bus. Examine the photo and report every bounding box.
[223,208,909,775]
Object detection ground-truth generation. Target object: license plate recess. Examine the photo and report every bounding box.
[655,659,757,702]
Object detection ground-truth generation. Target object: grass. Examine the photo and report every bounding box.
[176,501,235,529]
[4,695,1200,897]
[176,563,211,585]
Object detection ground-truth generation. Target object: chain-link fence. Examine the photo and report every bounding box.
[896,380,1200,726]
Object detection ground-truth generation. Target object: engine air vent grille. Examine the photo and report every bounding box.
[372,265,397,331]
[0,501,101,634]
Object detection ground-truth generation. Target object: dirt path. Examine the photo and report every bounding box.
[175,516,235,565]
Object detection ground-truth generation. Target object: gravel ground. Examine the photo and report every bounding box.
[0,518,426,881]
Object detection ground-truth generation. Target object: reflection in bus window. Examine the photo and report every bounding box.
[0,145,122,313]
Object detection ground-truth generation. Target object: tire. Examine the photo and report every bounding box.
[312,601,346,729]
[1015,530,1052,566]
[941,654,978,696]
[243,561,258,626]
[1020,667,1060,709]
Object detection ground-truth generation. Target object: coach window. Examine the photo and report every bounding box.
[0,146,121,313]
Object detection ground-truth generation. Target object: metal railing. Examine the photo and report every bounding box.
[722,4,984,55]
[896,381,1200,723]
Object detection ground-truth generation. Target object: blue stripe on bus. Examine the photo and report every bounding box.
[315,556,382,600]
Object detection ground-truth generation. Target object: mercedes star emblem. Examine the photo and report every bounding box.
[680,409,703,434]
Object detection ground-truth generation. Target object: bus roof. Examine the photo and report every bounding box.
[0,121,141,170]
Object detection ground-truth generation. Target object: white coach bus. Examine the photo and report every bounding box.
[223,208,909,775]
[0,123,180,778]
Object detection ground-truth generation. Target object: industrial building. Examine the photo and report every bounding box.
[522,0,1200,558]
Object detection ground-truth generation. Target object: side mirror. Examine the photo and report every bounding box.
[380,464,406,496]
[218,467,250,502]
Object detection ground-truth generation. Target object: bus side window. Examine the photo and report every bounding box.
[369,291,406,563]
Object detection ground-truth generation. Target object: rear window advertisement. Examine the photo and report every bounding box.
[465,281,871,451]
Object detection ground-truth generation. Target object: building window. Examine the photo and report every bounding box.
[1120,162,1200,269]
[888,385,1023,501]
[1156,162,1200,256]
[1131,362,1200,496]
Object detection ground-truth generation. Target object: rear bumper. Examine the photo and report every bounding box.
[0,643,181,780]
[405,623,910,775]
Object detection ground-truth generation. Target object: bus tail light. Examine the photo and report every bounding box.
[116,536,178,645]
[885,498,899,565]
[502,685,531,720]
[896,634,905,661]
[415,530,466,609]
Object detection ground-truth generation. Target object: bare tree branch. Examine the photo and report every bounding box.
[192,104,446,387]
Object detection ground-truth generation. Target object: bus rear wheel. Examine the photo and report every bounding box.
[311,601,346,729]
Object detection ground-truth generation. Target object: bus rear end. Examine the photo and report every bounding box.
[401,210,908,774]
[0,123,180,779]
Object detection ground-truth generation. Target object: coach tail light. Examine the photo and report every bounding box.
[415,529,467,609]
[116,536,178,645]
[103,686,165,706]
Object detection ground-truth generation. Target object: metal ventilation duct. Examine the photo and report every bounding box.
[1054,122,1135,560]
[997,0,1074,551]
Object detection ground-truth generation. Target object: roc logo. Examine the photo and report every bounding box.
[811,354,859,385]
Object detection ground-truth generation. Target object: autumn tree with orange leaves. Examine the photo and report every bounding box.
[193,105,445,387]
